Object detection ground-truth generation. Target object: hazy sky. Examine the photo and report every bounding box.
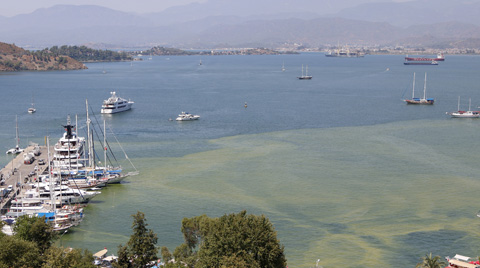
[0,0,207,17]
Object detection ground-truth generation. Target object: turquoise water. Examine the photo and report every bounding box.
[2,54,480,267]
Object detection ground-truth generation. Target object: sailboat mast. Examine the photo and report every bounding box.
[423,73,427,99]
[412,72,416,99]
[15,115,19,148]
[46,137,55,211]
[85,99,95,168]
[104,120,107,174]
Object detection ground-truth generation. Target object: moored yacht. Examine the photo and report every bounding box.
[52,116,85,171]
[404,73,434,105]
[100,91,134,114]
[447,97,480,118]
[297,64,312,80]
[25,184,101,206]
[176,112,200,121]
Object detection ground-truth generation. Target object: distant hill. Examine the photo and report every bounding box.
[334,0,480,27]
[0,42,87,71]
[143,0,381,26]
[176,17,402,48]
[2,1,480,48]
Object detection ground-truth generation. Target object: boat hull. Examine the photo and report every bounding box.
[449,112,480,118]
[404,62,438,65]
[101,103,133,114]
[405,99,434,105]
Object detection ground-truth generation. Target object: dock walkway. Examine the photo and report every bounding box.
[0,145,49,213]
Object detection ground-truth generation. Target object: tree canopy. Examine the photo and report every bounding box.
[0,215,94,268]
[46,45,132,62]
[165,210,287,268]
[13,214,56,254]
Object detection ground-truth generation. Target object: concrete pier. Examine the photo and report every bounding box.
[0,145,49,214]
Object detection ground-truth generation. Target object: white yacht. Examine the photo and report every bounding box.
[7,199,45,215]
[52,116,85,170]
[100,92,134,114]
[176,112,200,121]
[25,184,100,206]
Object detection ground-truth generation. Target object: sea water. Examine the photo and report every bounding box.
[1,53,480,267]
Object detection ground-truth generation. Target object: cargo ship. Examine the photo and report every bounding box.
[405,53,444,62]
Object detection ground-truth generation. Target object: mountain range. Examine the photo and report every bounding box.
[2,0,480,49]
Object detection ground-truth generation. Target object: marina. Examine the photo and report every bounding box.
[2,54,480,267]
[1,105,136,234]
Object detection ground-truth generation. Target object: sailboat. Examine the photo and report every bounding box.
[297,64,312,80]
[282,61,286,72]
[404,72,434,104]
[75,99,138,184]
[6,115,24,154]
[28,95,36,113]
[447,96,480,118]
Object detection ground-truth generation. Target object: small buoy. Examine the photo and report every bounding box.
[244,102,247,108]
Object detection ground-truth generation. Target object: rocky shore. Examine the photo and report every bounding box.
[0,42,87,71]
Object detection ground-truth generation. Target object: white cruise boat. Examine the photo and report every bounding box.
[176,112,200,121]
[100,92,134,114]
[52,116,86,170]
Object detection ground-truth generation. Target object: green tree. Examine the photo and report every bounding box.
[416,253,447,268]
[0,235,42,268]
[170,210,287,268]
[161,246,173,263]
[115,245,131,268]
[42,246,95,268]
[14,214,55,254]
[115,211,158,268]
[181,214,212,250]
